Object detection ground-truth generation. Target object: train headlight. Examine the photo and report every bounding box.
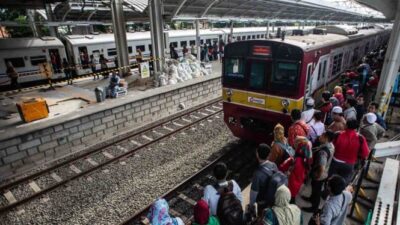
[226,88,233,97]
[281,99,290,108]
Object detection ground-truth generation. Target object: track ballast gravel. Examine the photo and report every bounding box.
[0,113,238,225]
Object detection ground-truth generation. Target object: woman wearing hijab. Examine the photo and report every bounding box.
[268,124,294,166]
[147,198,184,225]
[193,199,220,225]
[333,86,345,106]
[262,185,301,225]
[279,136,312,201]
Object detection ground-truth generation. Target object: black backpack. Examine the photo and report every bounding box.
[215,181,244,225]
[263,170,288,207]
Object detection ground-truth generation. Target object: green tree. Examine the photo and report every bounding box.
[0,8,33,37]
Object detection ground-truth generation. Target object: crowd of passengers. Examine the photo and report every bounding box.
[142,47,388,225]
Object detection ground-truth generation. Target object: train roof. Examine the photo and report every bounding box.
[268,27,386,52]
[0,36,64,50]
[63,26,315,46]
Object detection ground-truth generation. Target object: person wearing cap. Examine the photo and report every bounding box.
[360,113,385,150]
[301,98,315,124]
[367,102,387,130]
[327,106,346,133]
[343,96,357,121]
[329,119,369,184]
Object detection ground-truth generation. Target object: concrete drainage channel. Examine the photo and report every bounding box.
[0,99,223,216]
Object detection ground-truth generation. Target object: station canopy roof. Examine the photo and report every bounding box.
[2,0,390,23]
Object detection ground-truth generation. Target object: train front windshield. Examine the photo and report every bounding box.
[223,41,302,97]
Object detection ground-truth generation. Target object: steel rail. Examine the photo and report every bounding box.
[0,99,223,214]
[119,141,252,225]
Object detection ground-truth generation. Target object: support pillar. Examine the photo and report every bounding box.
[302,20,305,29]
[195,19,201,61]
[149,0,165,77]
[229,20,234,43]
[272,22,275,32]
[266,21,270,39]
[45,4,58,37]
[27,9,39,37]
[376,5,400,118]
[111,0,130,75]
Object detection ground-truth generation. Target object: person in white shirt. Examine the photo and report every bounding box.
[203,162,243,216]
[309,110,326,145]
[301,98,315,124]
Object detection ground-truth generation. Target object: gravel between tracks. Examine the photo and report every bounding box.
[0,114,237,225]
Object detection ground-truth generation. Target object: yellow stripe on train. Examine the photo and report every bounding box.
[222,88,304,114]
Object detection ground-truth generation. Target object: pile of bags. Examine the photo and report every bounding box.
[159,54,212,86]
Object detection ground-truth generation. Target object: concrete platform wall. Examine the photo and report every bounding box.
[0,75,221,176]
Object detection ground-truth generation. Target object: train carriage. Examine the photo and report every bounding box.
[222,25,391,143]
[0,37,67,85]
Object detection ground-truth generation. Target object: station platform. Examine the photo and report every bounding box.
[0,61,222,179]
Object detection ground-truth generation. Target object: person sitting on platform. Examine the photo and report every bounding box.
[108,72,121,98]
[261,185,301,225]
[145,198,184,225]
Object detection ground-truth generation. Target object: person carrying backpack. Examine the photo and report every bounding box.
[249,144,287,216]
[269,124,295,166]
[302,131,335,213]
[203,162,243,225]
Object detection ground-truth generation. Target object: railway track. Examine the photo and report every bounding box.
[120,139,258,225]
[0,98,223,214]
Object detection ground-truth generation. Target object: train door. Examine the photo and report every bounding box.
[48,49,61,74]
[304,63,313,98]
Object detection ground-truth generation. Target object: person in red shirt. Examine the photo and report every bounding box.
[288,109,310,148]
[328,119,369,184]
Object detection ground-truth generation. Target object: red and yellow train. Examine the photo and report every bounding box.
[222,25,391,142]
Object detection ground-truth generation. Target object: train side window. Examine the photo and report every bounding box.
[180,41,187,47]
[189,40,195,46]
[223,58,245,85]
[107,48,117,56]
[332,53,343,75]
[256,35,260,39]
[252,35,256,39]
[128,46,133,54]
[317,62,322,81]
[30,55,47,66]
[5,58,25,68]
[261,34,264,38]
[237,36,241,41]
[247,35,251,39]
[170,42,178,48]
[322,60,327,79]
[148,44,152,52]
[242,36,246,40]
[136,45,145,52]
[206,39,211,45]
